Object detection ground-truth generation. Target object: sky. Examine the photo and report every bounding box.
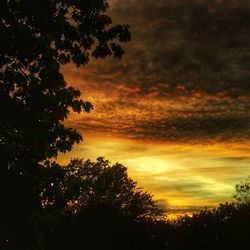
[58,0,250,217]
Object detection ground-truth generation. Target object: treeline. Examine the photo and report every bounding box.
[1,156,250,249]
[0,158,163,249]
[151,201,250,250]
[150,176,250,250]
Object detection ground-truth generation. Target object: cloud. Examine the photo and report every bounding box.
[134,115,250,142]
[107,0,250,97]
[63,0,250,143]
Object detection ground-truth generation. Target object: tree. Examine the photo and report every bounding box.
[56,157,163,222]
[70,203,154,250]
[0,0,130,170]
[0,1,130,249]
[233,175,250,204]
[37,158,163,250]
[166,202,250,250]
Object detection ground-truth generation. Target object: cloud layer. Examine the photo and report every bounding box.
[63,0,250,143]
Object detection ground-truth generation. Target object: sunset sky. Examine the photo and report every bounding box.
[58,0,250,217]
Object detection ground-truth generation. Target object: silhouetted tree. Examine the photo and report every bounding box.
[233,175,250,204]
[38,158,163,250]
[160,180,250,250]
[55,157,164,222]
[0,1,130,249]
[70,203,154,250]
[0,0,130,169]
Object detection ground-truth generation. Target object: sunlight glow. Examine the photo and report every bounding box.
[57,134,250,212]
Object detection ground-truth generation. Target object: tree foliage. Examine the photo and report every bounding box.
[233,175,250,204]
[148,201,250,250]
[41,157,163,222]
[151,178,250,250]
[28,158,163,250]
[0,1,130,249]
[0,0,130,169]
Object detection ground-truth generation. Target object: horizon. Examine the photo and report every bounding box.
[57,134,250,217]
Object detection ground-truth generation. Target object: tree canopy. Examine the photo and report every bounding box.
[42,158,164,250]
[0,1,131,249]
[0,0,130,170]
[62,157,163,221]
[233,175,250,204]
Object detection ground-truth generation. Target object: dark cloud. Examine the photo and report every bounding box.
[64,0,250,143]
[71,0,250,97]
[67,99,250,142]
[107,0,250,97]
[223,156,250,161]
[166,205,214,214]
[135,115,250,142]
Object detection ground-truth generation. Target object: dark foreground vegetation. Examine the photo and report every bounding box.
[0,1,250,249]
[1,156,250,250]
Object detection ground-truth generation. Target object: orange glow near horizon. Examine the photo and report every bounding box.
[57,134,250,215]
